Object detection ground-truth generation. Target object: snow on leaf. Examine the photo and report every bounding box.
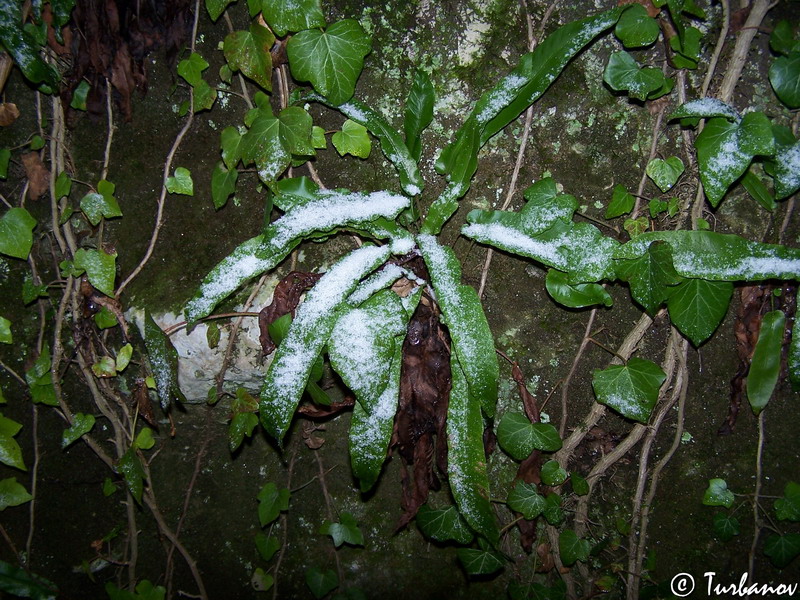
[669,98,741,122]
[261,0,325,37]
[143,310,186,409]
[592,357,666,423]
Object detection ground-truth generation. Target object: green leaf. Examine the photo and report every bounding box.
[311,126,326,149]
[133,427,155,451]
[666,278,732,346]
[165,167,193,196]
[603,51,671,101]
[670,98,740,122]
[541,460,568,486]
[703,478,734,508]
[0,414,25,470]
[404,69,434,162]
[261,0,325,37]
[0,558,57,599]
[255,532,280,561]
[0,478,32,510]
[240,107,314,183]
[497,412,562,460]
[712,512,740,542]
[0,317,10,344]
[319,512,364,547]
[332,119,371,158]
[646,157,684,192]
[191,79,216,112]
[117,446,145,504]
[287,19,371,105]
[770,20,798,56]
[769,52,800,109]
[0,207,37,260]
[418,234,498,416]
[775,481,800,522]
[559,529,591,566]
[446,359,499,544]
[220,126,244,170]
[143,310,186,409]
[456,548,505,576]
[61,413,95,448]
[73,248,116,297]
[116,343,133,372]
[415,504,474,544]
[103,477,117,497]
[747,310,785,414]
[571,472,589,496]
[741,169,776,211]
[261,246,392,441]
[210,161,238,210]
[54,171,72,199]
[228,412,258,452]
[624,216,649,238]
[770,132,800,200]
[251,568,273,593]
[80,187,122,226]
[25,346,57,406]
[305,567,338,599]
[545,268,612,309]
[94,306,118,329]
[257,482,290,526]
[543,493,564,525]
[205,0,236,21]
[592,357,667,423]
[0,3,59,88]
[764,533,800,569]
[223,23,275,91]
[695,112,775,207]
[669,26,702,69]
[615,4,659,48]
[177,52,208,87]
[506,481,546,520]
[605,184,635,219]
[615,241,683,315]
[790,313,800,392]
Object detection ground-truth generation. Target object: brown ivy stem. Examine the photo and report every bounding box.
[97,78,115,245]
[0,359,25,386]
[273,448,298,600]
[23,405,40,568]
[631,103,666,221]
[314,449,344,585]
[160,311,261,337]
[559,309,598,438]
[748,410,766,588]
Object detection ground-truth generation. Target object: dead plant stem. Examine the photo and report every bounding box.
[559,309,597,438]
[748,410,766,588]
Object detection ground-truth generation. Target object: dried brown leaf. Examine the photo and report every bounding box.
[22,152,50,199]
[258,271,323,354]
[0,102,20,126]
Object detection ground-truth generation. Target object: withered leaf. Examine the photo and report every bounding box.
[258,271,323,354]
[0,103,20,126]
[22,152,50,200]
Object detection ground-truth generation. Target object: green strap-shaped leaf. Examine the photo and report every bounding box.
[260,245,391,442]
[287,19,371,105]
[669,98,741,122]
[404,69,434,162]
[416,504,474,544]
[616,230,800,282]
[185,188,409,322]
[0,207,36,260]
[747,310,785,415]
[666,278,733,346]
[615,241,683,315]
[307,93,424,196]
[545,268,612,309]
[223,23,275,91]
[592,357,666,423]
[143,311,186,409]
[418,234,498,416]
[447,359,499,545]
[790,310,800,392]
[0,3,59,88]
[695,112,775,207]
[261,0,325,36]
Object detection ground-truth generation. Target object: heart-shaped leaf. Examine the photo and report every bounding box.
[416,504,474,544]
[305,567,338,599]
[646,156,684,192]
[166,167,194,196]
[332,119,371,158]
[506,481,546,520]
[775,481,800,522]
[592,357,666,423]
[0,477,33,509]
[224,23,275,91]
[0,207,36,260]
[703,478,734,508]
[497,412,562,460]
[666,278,733,346]
[257,482,290,526]
[319,512,364,547]
[769,52,800,109]
[616,241,683,315]
[604,51,671,101]
[261,0,325,37]
[615,4,659,48]
[546,269,612,309]
[764,533,800,568]
[559,529,591,566]
[712,513,740,541]
[456,548,505,576]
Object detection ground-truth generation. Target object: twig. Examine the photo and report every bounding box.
[273,448,298,600]
[23,405,40,568]
[748,410,766,586]
[560,309,597,438]
[631,105,667,220]
[314,450,344,584]
[0,359,26,386]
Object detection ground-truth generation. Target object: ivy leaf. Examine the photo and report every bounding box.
[571,472,589,496]
[305,567,338,599]
[0,414,25,470]
[741,170,776,212]
[80,180,122,226]
[0,207,37,260]
[775,481,800,522]
[257,482,290,526]
[287,19,371,105]
[205,0,236,22]
[143,310,186,409]
[0,557,57,599]
[25,345,57,406]
[703,478,734,508]
[73,248,116,297]
[559,529,591,566]
[61,413,95,449]
[592,357,666,423]
[192,79,216,112]
[116,344,133,373]
[255,532,280,561]
[220,126,244,170]
[695,112,775,207]
[165,167,193,196]
[91,356,116,378]
[615,4,659,48]
[770,133,800,200]
[770,20,798,56]
[0,3,60,88]
[543,493,564,526]
[764,533,800,569]
[0,477,33,510]
[545,268,612,309]
[228,412,258,452]
[133,427,155,451]
[496,412,562,460]
[404,69,434,162]
[210,161,238,210]
[416,504,474,544]
[506,481,546,520]
[670,98,740,122]
[669,26,702,69]
[747,310,785,415]
[646,157,684,192]
[604,51,671,101]
[177,52,209,87]
[319,512,364,547]
[0,317,10,344]
[712,513,740,542]
[769,52,800,109]
[240,107,314,183]
[311,126,326,149]
[541,460,568,486]
[666,278,733,346]
[223,23,275,91]
[605,184,634,219]
[54,171,72,198]
[615,241,683,315]
[456,548,505,576]
[261,0,325,37]
[332,119,371,158]
[117,446,145,504]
